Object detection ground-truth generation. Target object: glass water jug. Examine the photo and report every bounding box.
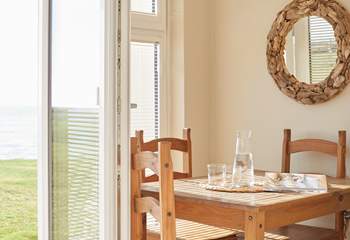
[232,130,255,187]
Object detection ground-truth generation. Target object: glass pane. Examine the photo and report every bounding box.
[130,42,160,141]
[130,0,157,14]
[0,0,38,239]
[51,0,103,239]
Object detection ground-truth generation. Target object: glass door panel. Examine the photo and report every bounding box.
[50,0,103,239]
[130,42,160,141]
[0,1,38,239]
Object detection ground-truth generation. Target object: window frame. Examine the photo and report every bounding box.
[129,0,169,137]
[39,0,118,239]
[130,0,165,31]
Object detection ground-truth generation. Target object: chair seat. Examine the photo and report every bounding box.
[147,215,289,240]
[270,224,339,240]
[234,232,289,240]
[147,214,238,240]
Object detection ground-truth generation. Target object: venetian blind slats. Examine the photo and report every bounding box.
[308,16,337,83]
[52,108,100,240]
[130,42,160,141]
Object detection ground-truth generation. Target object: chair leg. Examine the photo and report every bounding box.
[335,211,345,240]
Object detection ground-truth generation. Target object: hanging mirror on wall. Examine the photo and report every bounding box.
[267,0,350,105]
[285,16,337,84]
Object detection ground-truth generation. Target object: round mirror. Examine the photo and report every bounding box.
[266,0,350,105]
[285,16,337,84]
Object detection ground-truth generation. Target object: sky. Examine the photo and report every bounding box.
[0,0,102,109]
[0,0,152,109]
[51,0,102,108]
[0,0,38,107]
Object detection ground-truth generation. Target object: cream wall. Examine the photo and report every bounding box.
[168,0,212,176]
[168,0,185,172]
[182,0,212,176]
[207,0,350,228]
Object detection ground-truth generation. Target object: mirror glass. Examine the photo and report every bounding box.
[284,16,337,84]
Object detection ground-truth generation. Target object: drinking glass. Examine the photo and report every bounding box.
[225,164,233,184]
[232,130,255,187]
[207,164,227,186]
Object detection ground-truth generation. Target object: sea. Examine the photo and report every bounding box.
[0,106,37,160]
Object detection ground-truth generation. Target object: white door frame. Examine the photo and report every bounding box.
[38,0,50,239]
[119,0,131,239]
[38,0,119,239]
[100,0,117,239]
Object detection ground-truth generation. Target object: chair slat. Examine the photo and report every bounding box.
[289,139,337,156]
[142,138,188,152]
[136,197,161,222]
[143,172,191,183]
[134,152,159,175]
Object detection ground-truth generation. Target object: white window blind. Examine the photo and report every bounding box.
[52,108,100,240]
[130,42,160,141]
[308,16,337,83]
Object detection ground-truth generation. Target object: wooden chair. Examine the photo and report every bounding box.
[273,129,347,240]
[137,129,192,183]
[130,131,238,240]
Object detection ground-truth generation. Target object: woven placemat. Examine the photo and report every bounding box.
[202,184,265,193]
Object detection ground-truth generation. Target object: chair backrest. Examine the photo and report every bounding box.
[131,136,176,240]
[281,129,347,238]
[281,129,346,178]
[136,128,192,182]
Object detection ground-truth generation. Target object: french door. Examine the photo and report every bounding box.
[38,0,127,239]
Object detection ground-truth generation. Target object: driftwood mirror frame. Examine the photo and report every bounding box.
[267,0,350,105]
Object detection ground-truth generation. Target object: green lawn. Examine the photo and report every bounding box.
[0,160,37,240]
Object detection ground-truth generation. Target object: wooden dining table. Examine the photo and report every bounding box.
[141,171,350,240]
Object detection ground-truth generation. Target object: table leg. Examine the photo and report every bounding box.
[335,211,344,240]
[244,211,265,240]
[142,213,147,240]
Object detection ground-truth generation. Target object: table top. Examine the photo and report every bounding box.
[141,172,350,210]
